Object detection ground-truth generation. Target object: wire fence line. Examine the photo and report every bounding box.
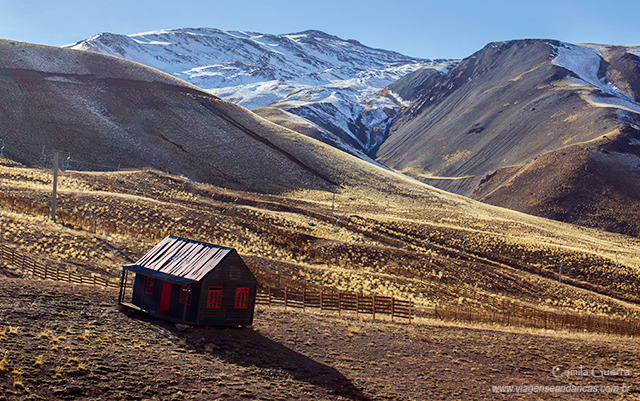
[251,258,639,336]
[425,302,640,337]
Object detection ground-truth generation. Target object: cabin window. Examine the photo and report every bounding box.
[179,285,192,306]
[234,287,250,309]
[207,287,223,309]
[144,277,154,295]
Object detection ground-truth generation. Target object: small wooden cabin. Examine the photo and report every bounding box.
[118,235,257,326]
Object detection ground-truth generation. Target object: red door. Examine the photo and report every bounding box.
[160,281,172,313]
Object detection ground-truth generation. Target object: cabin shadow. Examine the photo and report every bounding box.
[137,312,369,400]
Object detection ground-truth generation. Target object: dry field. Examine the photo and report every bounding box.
[0,159,639,316]
[0,278,638,400]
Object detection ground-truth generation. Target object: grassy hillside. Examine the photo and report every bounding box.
[1,158,639,319]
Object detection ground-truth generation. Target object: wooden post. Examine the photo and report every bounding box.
[284,287,288,309]
[409,300,412,324]
[391,298,395,322]
[372,294,376,321]
[118,269,127,304]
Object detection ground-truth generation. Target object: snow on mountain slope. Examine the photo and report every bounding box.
[66,28,452,153]
[552,42,640,113]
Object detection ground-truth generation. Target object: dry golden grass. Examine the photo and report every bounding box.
[0,162,639,323]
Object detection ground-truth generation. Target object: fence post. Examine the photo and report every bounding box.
[372,294,376,320]
[391,298,395,322]
[409,299,412,324]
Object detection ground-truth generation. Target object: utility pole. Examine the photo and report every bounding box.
[557,245,563,283]
[331,192,335,216]
[51,150,59,222]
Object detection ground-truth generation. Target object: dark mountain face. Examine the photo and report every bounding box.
[603,47,640,102]
[377,39,640,235]
[386,66,449,103]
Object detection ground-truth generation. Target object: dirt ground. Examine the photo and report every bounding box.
[0,278,638,400]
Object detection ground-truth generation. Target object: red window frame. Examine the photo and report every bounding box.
[144,277,154,295]
[206,287,223,309]
[179,285,192,306]
[234,287,250,309]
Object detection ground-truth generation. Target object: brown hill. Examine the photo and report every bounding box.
[474,124,640,235]
[0,39,403,195]
[377,39,640,235]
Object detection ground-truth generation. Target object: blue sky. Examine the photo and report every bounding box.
[1,0,640,60]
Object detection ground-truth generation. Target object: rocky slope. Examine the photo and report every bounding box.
[377,39,640,235]
[66,28,454,154]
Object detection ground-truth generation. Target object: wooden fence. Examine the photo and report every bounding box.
[2,241,639,335]
[427,302,640,337]
[256,285,412,322]
[0,243,119,289]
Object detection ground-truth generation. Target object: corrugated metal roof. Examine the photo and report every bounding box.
[125,236,233,282]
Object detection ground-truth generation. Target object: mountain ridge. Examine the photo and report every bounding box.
[377,38,640,235]
[0,38,416,196]
[65,28,457,154]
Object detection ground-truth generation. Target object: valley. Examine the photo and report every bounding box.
[0,32,639,400]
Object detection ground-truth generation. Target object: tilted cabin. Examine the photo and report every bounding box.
[118,236,257,326]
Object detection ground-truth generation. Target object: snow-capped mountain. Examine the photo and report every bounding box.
[66,28,455,154]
